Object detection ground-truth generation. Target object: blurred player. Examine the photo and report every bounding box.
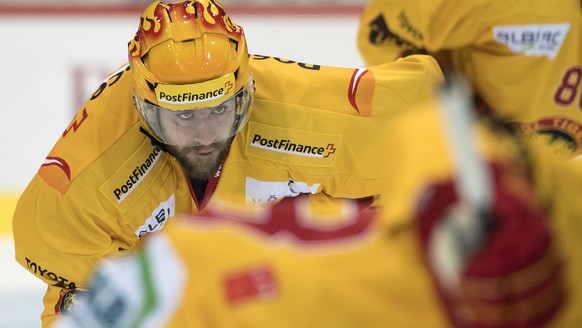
[357,0,582,158]
[12,0,443,326]
[54,77,582,327]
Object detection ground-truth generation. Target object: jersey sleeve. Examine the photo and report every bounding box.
[12,174,138,326]
[52,232,186,328]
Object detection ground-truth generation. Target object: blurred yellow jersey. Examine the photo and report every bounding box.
[54,103,582,328]
[357,0,582,158]
[12,54,443,326]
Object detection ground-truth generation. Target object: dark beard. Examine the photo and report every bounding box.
[166,139,232,180]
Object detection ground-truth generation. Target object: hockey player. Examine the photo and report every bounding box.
[357,0,582,158]
[54,78,582,328]
[11,0,443,326]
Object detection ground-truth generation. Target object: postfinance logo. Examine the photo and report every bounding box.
[246,122,342,166]
[251,134,337,158]
[155,73,235,110]
[113,146,162,202]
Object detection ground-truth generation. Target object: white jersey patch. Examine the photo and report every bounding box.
[493,23,570,59]
[135,194,175,238]
[246,177,320,205]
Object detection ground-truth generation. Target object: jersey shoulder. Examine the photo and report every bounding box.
[37,64,186,215]
[249,54,443,118]
[38,64,140,194]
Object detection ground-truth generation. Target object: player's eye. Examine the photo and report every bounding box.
[212,105,227,115]
[177,111,194,120]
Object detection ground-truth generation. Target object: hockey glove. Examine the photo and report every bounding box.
[415,163,564,328]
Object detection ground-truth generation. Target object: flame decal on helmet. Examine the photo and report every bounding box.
[197,0,240,34]
[222,12,239,33]
[185,1,196,15]
[141,3,162,34]
[128,38,140,58]
[201,1,218,24]
[128,3,170,58]
[129,1,242,60]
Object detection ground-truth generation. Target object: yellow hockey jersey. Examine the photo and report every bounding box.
[357,0,582,158]
[53,102,582,328]
[12,54,443,326]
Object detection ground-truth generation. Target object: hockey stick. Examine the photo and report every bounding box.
[428,74,493,291]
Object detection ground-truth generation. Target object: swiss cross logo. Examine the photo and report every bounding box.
[223,265,278,306]
[224,81,233,95]
[323,144,336,158]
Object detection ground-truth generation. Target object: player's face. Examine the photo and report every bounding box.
[157,98,237,180]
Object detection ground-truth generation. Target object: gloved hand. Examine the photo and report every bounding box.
[415,163,565,328]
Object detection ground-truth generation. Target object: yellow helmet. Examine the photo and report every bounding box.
[129,0,253,146]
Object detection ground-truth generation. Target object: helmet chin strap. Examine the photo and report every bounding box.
[139,126,171,153]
